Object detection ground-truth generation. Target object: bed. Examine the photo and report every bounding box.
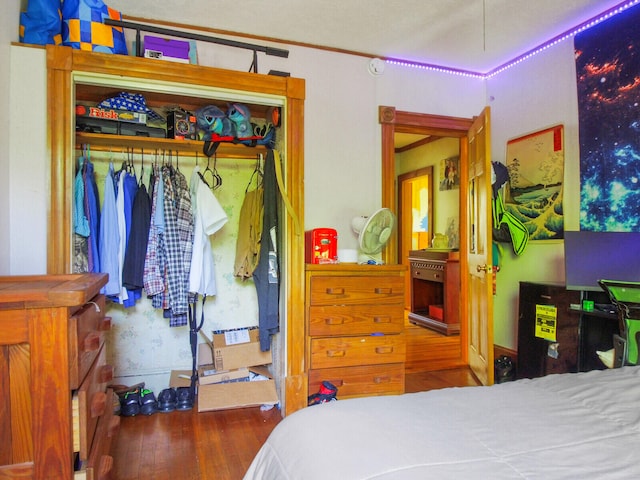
[244,366,640,479]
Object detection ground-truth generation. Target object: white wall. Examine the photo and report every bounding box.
[9,46,47,274]
[0,0,22,274]
[487,39,582,349]
[303,60,485,249]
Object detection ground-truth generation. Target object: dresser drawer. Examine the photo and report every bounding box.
[309,276,404,306]
[310,334,405,369]
[309,363,404,398]
[75,391,120,480]
[69,294,110,390]
[75,344,113,461]
[308,305,404,336]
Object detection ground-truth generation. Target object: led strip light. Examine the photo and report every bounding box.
[385,0,640,79]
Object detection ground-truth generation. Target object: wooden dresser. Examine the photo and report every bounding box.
[306,264,406,401]
[0,273,118,480]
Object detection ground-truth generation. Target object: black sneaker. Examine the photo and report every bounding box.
[139,388,157,415]
[156,388,177,413]
[175,386,194,411]
[121,389,141,417]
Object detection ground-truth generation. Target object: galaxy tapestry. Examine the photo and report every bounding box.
[575,4,640,232]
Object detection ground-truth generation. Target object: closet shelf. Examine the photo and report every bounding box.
[76,132,268,158]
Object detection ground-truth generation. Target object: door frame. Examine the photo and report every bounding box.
[397,167,433,310]
[379,106,473,364]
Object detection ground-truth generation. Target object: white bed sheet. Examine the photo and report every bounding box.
[244,366,640,479]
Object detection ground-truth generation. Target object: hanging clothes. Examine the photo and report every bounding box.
[123,180,151,292]
[253,149,280,351]
[83,155,101,273]
[73,156,90,273]
[144,166,168,307]
[188,165,228,296]
[100,162,120,296]
[73,156,90,237]
[115,167,139,306]
[162,165,194,327]
[234,163,264,280]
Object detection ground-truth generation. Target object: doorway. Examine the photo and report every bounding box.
[397,166,433,310]
[379,106,473,372]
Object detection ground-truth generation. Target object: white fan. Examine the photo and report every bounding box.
[351,208,396,264]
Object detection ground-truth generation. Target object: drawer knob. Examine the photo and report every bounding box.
[325,288,345,295]
[373,376,391,384]
[97,455,114,479]
[375,346,394,354]
[100,316,112,331]
[374,287,392,294]
[83,332,101,352]
[373,317,391,324]
[325,317,345,325]
[91,391,107,418]
[326,350,346,357]
[99,365,114,383]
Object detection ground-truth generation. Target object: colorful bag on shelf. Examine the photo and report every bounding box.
[19,0,63,46]
[61,0,128,55]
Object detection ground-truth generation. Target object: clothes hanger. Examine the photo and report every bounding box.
[77,145,86,172]
[211,152,222,190]
[199,154,213,188]
[139,148,145,187]
[245,153,263,193]
[127,147,136,178]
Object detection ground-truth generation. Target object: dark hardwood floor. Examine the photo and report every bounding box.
[112,368,480,480]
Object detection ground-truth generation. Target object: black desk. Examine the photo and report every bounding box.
[570,304,619,372]
[517,282,619,379]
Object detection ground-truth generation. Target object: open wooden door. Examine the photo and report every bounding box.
[465,107,494,385]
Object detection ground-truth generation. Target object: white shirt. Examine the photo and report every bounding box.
[189,166,228,295]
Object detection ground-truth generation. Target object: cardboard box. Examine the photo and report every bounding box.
[197,366,278,412]
[198,328,272,371]
[198,366,250,386]
[169,369,192,388]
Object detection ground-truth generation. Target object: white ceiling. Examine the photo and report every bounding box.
[108,0,628,73]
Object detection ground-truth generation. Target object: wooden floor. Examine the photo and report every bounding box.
[112,368,480,480]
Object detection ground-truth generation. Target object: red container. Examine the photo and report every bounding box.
[305,228,338,264]
[429,304,444,321]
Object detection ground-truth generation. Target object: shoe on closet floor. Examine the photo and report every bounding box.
[175,386,194,411]
[120,389,141,417]
[156,388,177,413]
[139,388,158,415]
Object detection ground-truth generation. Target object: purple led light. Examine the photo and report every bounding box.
[385,0,640,78]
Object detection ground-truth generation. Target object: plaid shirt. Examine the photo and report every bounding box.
[162,166,194,327]
[143,168,165,299]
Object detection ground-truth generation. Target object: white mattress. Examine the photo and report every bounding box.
[244,366,640,479]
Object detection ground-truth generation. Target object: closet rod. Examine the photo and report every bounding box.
[76,145,265,161]
[75,133,268,160]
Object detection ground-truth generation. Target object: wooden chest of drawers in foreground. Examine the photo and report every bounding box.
[306,264,407,400]
[0,273,117,480]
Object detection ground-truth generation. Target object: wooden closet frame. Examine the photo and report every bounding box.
[46,45,308,415]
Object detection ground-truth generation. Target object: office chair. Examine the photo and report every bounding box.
[598,280,640,367]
